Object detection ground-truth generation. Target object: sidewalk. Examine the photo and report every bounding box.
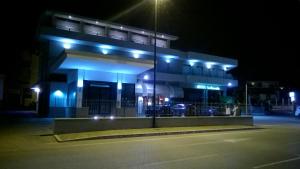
[54,125,261,142]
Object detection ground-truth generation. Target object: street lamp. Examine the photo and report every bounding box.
[245,82,255,115]
[152,0,158,128]
[245,83,248,115]
[31,87,40,113]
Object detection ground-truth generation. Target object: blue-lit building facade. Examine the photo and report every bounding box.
[37,12,238,117]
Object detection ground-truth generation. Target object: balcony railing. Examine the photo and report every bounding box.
[53,17,169,48]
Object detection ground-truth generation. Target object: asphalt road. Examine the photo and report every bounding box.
[0,113,300,169]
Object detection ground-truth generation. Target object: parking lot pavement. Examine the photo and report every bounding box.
[0,114,300,169]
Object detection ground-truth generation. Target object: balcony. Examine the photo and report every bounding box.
[139,72,238,88]
[52,15,173,48]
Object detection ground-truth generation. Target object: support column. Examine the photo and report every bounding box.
[127,32,132,42]
[148,35,152,46]
[105,26,109,37]
[116,82,122,109]
[116,74,123,110]
[203,89,208,112]
[166,40,170,48]
[76,70,84,108]
[79,21,84,33]
[76,88,83,108]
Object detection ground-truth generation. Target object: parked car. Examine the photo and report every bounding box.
[171,104,186,116]
[295,106,300,117]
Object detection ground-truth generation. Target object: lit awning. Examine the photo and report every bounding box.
[51,50,154,75]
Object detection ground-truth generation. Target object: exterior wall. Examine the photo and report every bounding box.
[84,70,137,84]
[48,82,70,117]
[54,116,253,134]
[49,82,68,107]
[49,41,65,61]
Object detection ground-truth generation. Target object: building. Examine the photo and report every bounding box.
[0,51,39,111]
[245,81,297,115]
[36,11,238,117]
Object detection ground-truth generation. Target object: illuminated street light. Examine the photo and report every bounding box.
[31,87,41,113]
[245,82,255,115]
[31,87,40,93]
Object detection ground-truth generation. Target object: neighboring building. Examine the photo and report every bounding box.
[0,51,39,110]
[247,81,290,106]
[37,11,238,117]
[246,81,297,115]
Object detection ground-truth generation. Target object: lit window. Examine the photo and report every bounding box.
[143,75,149,80]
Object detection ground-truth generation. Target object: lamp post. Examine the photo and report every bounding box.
[31,87,40,113]
[245,83,248,115]
[152,0,158,128]
[245,82,255,115]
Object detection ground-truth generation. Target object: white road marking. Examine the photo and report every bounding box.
[176,137,251,147]
[253,156,300,169]
[224,138,251,143]
[142,153,218,167]
[259,125,279,127]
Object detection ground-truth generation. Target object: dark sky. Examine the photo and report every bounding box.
[1,0,299,87]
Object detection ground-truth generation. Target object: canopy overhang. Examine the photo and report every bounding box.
[51,50,154,75]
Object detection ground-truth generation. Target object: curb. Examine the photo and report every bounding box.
[54,127,263,142]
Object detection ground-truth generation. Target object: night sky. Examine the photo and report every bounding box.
[1,0,299,87]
